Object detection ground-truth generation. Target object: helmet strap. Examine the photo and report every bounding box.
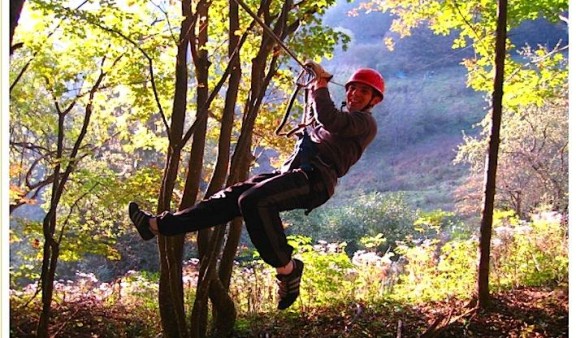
[362,92,380,111]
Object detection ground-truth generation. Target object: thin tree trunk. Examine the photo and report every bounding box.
[211,2,302,333]
[208,2,243,335]
[36,212,58,338]
[36,102,66,338]
[157,1,193,336]
[188,0,303,335]
[36,70,104,338]
[184,0,210,209]
[477,0,507,309]
[186,1,212,337]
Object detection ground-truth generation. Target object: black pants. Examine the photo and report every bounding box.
[156,168,329,267]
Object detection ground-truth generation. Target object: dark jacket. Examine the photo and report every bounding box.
[282,87,378,199]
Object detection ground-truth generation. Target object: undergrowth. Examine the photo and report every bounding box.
[9,210,567,337]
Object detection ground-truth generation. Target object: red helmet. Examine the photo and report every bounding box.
[345,68,385,99]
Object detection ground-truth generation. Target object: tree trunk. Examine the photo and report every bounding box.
[157,1,193,336]
[186,1,213,337]
[209,2,301,334]
[208,2,243,335]
[10,0,26,54]
[477,0,507,309]
[36,212,59,338]
[217,0,293,295]
[184,0,210,209]
[36,103,66,338]
[176,0,303,335]
[191,0,297,333]
[36,71,104,338]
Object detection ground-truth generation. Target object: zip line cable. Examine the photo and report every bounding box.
[233,0,319,137]
[232,0,350,89]
[232,0,307,69]
[233,0,488,85]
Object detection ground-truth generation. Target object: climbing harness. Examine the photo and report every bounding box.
[275,69,318,172]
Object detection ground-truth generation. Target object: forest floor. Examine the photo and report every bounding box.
[10,285,568,337]
[238,286,568,338]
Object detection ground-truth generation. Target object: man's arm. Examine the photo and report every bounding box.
[311,76,329,91]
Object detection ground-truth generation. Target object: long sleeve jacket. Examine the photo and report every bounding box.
[281,87,378,197]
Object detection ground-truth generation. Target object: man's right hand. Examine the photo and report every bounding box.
[304,60,333,81]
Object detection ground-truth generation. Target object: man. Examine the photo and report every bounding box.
[128,62,385,310]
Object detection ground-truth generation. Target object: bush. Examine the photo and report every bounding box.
[230,235,399,313]
[391,237,478,302]
[286,192,418,256]
[388,209,568,303]
[11,211,567,336]
[490,210,568,289]
[10,271,161,337]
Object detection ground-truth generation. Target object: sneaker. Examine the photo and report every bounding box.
[276,259,304,310]
[128,202,155,241]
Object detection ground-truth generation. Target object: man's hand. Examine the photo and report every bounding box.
[304,60,333,81]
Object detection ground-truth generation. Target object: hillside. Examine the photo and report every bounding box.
[317,0,567,213]
[333,64,484,212]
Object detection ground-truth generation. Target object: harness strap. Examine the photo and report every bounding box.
[275,69,314,137]
[275,84,303,136]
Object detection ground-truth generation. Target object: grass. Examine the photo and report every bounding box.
[231,286,568,338]
[336,132,470,213]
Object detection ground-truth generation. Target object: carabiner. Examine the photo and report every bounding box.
[296,68,316,87]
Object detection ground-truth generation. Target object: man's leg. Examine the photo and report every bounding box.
[129,173,276,238]
[237,169,312,310]
[238,170,311,267]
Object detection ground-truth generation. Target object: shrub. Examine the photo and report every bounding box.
[230,236,394,313]
[287,192,418,255]
[389,209,568,303]
[10,271,161,337]
[392,237,477,303]
[490,210,568,289]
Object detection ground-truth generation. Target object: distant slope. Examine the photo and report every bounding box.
[325,64,484,212]
[319,1,567,212]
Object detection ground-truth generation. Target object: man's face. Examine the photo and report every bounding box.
[346,82,382,112]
